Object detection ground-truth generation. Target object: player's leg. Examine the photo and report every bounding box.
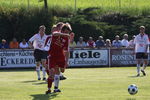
[59,72,66,80]
[34,49,42,80]
[54,67,61,92]
[46,68,55,94]
[136,53,142,76]
[141,53,148,76]
[41,59,47,80]
[36,62,41,80]
[41,51,49,80]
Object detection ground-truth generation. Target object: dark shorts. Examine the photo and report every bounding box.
[34,49,48,62]
[136,52,148,60]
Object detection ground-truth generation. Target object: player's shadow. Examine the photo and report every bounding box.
[128,75,145,78]
[126,98,136,100]
[33,82,47,85]
[21,80,47,85]
[22,80,38,83]
[31,93,58,100]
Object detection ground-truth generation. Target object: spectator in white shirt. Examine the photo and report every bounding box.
[121,34,129,47]
[19,39,29,49]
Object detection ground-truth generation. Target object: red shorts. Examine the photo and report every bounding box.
[47,57,66,69]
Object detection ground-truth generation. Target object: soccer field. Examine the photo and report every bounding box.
[0,67,150,100]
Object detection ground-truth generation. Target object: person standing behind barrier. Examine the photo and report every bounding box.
[112,35,122,48]
[105,39,111,48]
[9,38,19,49]
[19,39,29,49]
[121,34,129,47]
[134,26,149,77]
[76,37,86,49]
[0,39,9,49]
[29,25,47,80]
[87,37,96,48]
[128,35,136,48]
[95,36,105,48]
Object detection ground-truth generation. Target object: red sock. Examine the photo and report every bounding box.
[47,77,53,89]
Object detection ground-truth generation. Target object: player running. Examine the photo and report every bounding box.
[29,25,48,80]
[134,26,149,76]
[45,23,72,94]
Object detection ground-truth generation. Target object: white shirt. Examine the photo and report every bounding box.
[44,35,52,51]
[77,41,86,47]
[121,39,129,47]
[19,42,29,48]
[134,33,149,53]
[29,33,47,51]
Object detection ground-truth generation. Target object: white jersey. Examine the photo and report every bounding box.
[29,33,47,51]
[134,33,149,53]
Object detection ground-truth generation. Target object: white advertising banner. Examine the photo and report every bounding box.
[0,49,109,68]
[69,49,108,67]
[0,49,35,68]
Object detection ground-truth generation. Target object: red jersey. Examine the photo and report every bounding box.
[50,35,69,61]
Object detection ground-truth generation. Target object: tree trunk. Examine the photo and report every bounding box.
[44,0,48,10]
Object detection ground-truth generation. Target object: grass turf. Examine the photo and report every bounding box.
[0,67,150,100]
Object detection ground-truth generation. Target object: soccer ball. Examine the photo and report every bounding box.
[128,84,138,95]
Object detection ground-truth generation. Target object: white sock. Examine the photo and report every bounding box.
[137,64,140,74]
[142,63,147,71]
[59,72,63,77]
[36,67,41,79]
[54,75,60,89]
[42,67,46,78]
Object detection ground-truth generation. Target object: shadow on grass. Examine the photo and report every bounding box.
[22,80,38,83]
[31,93,58,100]
[21,80,47,85]
[126,98,136,100]
[33,82,47,85]
[0,68,34,72]
[128,75,145,78]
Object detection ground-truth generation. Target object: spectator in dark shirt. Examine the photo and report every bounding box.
[0,39,9,49]
[96,36,105,48]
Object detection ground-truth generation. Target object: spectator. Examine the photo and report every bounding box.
[76,37,86,48]
[19,39,29,49]
[9,38,19,49]
[112,35,122,48]
[95,36,105,48]
[87,37,96,48]
[121,34,129,47]
[128,35,136,48]
[0,39,9,49]
[105,39,111,47]
[70,38,76,49]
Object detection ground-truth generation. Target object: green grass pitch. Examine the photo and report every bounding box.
[0,67,150,100]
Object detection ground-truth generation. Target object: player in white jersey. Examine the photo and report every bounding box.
[29,25,48,80]
[134,26,149,76]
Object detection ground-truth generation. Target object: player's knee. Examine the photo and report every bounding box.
[60,68,65,73]
[36,62,40,67]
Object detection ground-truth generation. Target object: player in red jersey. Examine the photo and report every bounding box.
[45,23,72,94]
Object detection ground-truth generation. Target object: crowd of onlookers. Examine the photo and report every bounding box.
[70,34,135,49]
[0,38,29,49]
[0,34,135,49]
